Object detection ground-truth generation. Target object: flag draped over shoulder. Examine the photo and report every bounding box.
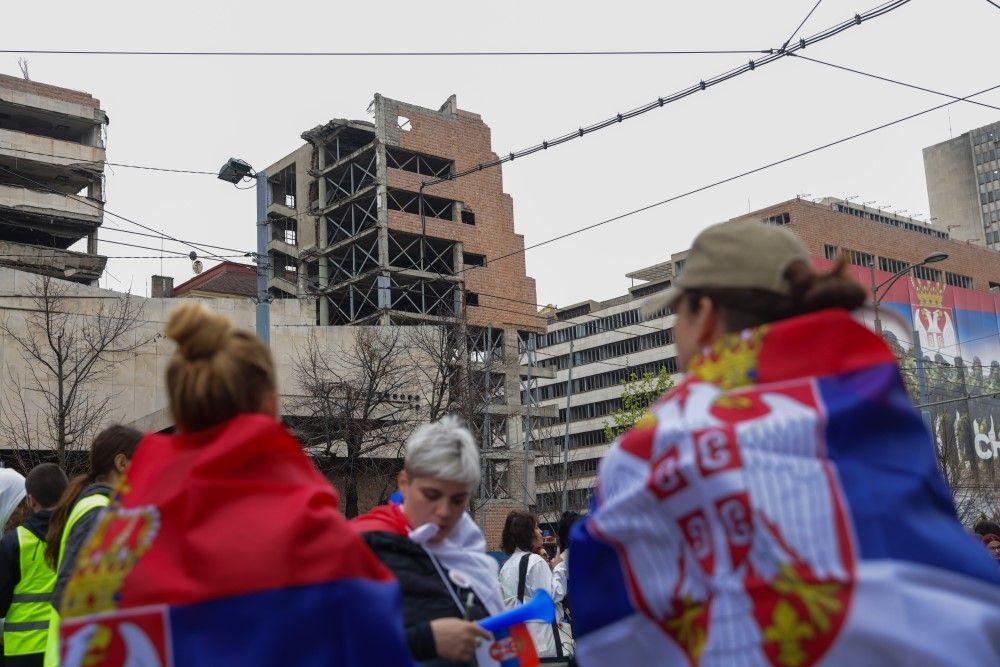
[570,309,1000,666]
[57,414,413,667]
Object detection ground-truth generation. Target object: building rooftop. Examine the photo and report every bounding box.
[172,261,257,298]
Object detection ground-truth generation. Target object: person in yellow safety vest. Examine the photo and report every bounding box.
[41,425,142,667]
[0,464,68,667]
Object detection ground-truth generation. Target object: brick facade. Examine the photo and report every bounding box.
[731,198,1000,291]
[383,97,541,331]
[0,73,100,108]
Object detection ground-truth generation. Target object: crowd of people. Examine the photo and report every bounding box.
[0,220,993,666]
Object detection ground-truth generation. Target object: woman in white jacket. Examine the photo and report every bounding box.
[497,511,557,659]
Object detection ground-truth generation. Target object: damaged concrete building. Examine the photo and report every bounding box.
[0,74,109,284]
[262,94,549,535]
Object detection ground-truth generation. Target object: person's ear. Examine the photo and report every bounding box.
[259,390,279,419]
[397,470,408,491]
[113,453,129,474]
[695,296,721,346]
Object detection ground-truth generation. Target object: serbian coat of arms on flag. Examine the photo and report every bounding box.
[570,309,1000,666]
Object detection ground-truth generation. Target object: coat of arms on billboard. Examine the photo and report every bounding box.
[911,278,957,353]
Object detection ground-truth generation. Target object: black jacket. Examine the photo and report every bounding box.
[0,510,52,617]
[362,531,490,667]
[51,483,112,612]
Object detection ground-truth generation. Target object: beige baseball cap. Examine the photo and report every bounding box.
[642,220,809,316]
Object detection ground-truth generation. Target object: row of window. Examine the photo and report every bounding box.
[762,211,790,226]
[975,148,998,165]
[823,244,971,288]
[834,204,949,239]
[535,458,599,482]
[537,428,608,452]
[537,488,593,512]
[537,329,674,371]
[980,189,1000,206]
[630,280,671,299]
[538,308,645,348]
[977,169,999,185]
[528,358,678,402]
[973,128,999,146]
[988,230,1000,246]
[557,396,624,424]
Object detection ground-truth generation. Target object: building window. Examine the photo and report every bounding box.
[945,272,972,289]
[879,256,909,274]
[465,291,479,306]
[848,249,875,268]
[762,212,790,226]
[912,266,942,282]
[674,259,686,276]
[461,209,476,225]
[823,244,839,260]
[463,252,487,267]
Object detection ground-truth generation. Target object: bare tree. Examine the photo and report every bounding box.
[0,276,153,472]
[288,327,417,518]
[404,323,517,511]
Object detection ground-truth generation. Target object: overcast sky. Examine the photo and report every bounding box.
[4,0,998,307]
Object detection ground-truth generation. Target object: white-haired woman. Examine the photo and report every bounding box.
[352,417,498,667]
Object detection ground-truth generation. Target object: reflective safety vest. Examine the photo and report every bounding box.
[4,525,56,656]
[42,493,110,667]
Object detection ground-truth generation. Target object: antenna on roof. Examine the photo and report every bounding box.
[17,58,29,80]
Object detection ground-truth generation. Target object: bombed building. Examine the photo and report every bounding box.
[0,73,108,284]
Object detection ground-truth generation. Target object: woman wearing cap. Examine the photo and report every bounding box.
[352,417,496,666]
[569,221,1000,665]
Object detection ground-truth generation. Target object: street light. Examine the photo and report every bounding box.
[867,251,948,430]
[219,157,271,346]
[869,251,949,332]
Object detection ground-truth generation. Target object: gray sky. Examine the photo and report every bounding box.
[4,0,998,307]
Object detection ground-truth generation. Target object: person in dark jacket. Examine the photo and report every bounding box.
[352,417,497,666]
[0,463,67,666]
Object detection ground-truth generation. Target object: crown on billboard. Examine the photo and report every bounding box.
[912,278,945,308]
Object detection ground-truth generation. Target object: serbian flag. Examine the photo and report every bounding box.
[56,414,413,667]
[570,309,1000,666]
[477,624,539,667]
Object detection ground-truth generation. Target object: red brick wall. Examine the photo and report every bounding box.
[732,199,1000,291]
[0,73,100,108]
[475,499,527,552]
[385,101,541,332]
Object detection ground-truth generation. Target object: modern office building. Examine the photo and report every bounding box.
[923,120,1000,250]
[0,73,109,284]
[530,196,1000,525]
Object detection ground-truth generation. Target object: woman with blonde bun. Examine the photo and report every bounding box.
[52,303,412,667]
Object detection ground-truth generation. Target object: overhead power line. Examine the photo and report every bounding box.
[782,0,826,51]
[985,0,1000,10]
[0,48,772,58]
[0,166,252,262]
[790,53,1000,112]
[455,79,1000,277]
[0,145,216,175]
[419,0,914,189]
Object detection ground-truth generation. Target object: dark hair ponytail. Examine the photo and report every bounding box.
[45,425,142,567]
[785,256,867,316]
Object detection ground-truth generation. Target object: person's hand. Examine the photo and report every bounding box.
[430,618,493,662]
[550,546,564,569]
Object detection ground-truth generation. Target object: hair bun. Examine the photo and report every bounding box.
[165,303,233,360]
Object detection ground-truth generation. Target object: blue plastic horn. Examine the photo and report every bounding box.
[479,590,555,634]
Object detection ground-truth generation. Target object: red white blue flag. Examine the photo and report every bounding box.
[57,414,413,666]
[570,309,1000,665]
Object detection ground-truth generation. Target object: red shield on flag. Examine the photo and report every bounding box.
[61,605,171,667]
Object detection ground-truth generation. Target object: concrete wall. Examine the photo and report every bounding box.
[923,135,985,245]
[0,184,101,222]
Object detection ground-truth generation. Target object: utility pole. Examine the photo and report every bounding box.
[255,170,271,346]
[868,262,883,334]
[523,333,535,506]
[561,338,574,515]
